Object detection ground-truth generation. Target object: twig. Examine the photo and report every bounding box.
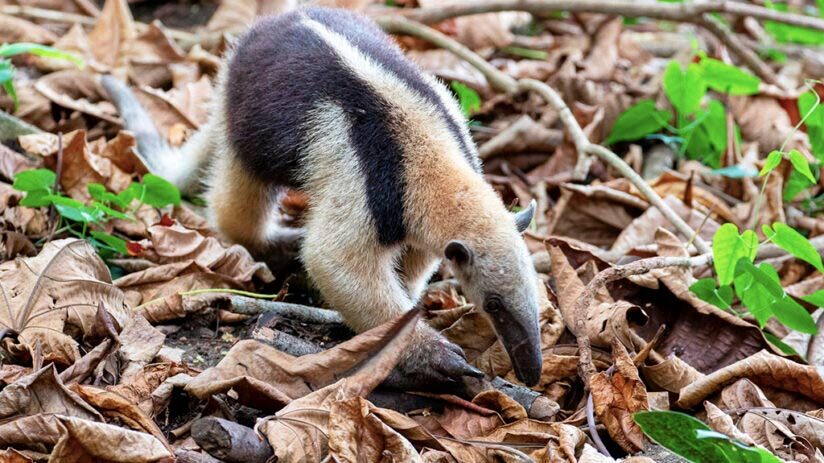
[377,15,711,255]
[586,392,611,457]
[807,312,824,365]
[226,297,344,325]
[573,254,712,386]
[392,0,824,84]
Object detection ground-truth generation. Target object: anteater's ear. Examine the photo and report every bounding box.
[445,240,473,266]
[513,199,536,233]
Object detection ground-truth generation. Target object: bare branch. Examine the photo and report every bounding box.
[388,0,811,85]
[377,16,712,255]
[397,0,824,34]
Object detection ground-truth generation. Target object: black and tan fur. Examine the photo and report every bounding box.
[102,7,543,386]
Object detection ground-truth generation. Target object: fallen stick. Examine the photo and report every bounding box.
[191,417,274,463]
[225,296,344,325]
[392,0,824,85]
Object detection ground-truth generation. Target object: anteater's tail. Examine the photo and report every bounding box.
[100,75,212,195]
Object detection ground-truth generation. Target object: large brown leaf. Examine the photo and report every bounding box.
[590,340,649,453]
[0,239,127,365]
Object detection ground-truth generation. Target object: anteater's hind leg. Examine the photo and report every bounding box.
[206,153,304,272]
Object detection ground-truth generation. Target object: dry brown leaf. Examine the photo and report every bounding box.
[0,144,39,182]
[679,350,824,409]
[407,49,490,93]
[610,196,719,259]
[259,310,420,461]
[328,396,423,463]
[128,21,186,88]
[704,401,757,445]
[0,183,49,236]
[590,340,649,453]
[0,239,127,365]
[49,415,172,462]
[118,312,165,379]
[207,0,296,32]
[641,355,705,393]
[0,14,57,43]
[581,16,621,80]
[730,96,799,153]
[106,362,194,416]
[187,310,422,409]
[70,384,170,447]
[34,70,121,125]
[87,0,136,79]
[0,366,101,422]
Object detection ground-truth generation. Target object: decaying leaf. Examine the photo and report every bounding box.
[0,239,127,365]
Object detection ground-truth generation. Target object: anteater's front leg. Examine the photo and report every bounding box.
[301,211,481,388]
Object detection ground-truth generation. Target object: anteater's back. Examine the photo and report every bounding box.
[225,8,480,243]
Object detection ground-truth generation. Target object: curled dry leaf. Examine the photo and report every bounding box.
[590,340,649,453]
[0,144,39,182]
[0,239,127,365]
[259,310,420,461]
[704,401,757,445]
[679,350,824,409]
[87,0,136,79]
[640,354,705,393]
[34,71,121,125]
[329,397,423,463]
[0,14,58,44]
[187,310,421,409]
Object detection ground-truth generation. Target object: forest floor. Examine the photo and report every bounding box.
[1,0,824,462]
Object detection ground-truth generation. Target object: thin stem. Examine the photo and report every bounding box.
[133,288,279,311]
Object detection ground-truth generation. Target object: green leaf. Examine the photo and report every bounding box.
[634,411,781,463]
[0,59,15,109]
[773,297,818,334]
[89,231,128,255]
[764,331,802,357]
[450,81,481,118]
[118,183,143,206]
[684,99,727,168]
[0,43,84,67]
[784,167,816,202]
[89,183,130,209]
[788,149,817,184]
[141,174,181,208]
[91,202,130,220]
[762,222,824,272]
[48,196,103,223]
[801,289,824,307]
[698,57,761,95]
[712,223,758,286]
[734,260,776,327]
[663,60,706,115]
[605,100,672,144]
[689,278,733,309]
[759,151,783,177]
[799,92,824,159]
[12,168,55,192]
[19,189,53,208]
[735,260,817,333]
[765,2,824,45]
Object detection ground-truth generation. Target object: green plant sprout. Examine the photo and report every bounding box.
[688,81,824,346]
[634,411,782,463]
[13,169,180,256]
[0,42,84,109]
[606,54,760,168]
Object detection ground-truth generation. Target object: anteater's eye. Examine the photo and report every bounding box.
[485,296,503,313]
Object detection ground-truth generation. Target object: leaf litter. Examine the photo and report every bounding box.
[1,0,824,462]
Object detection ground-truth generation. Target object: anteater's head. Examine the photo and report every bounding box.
[443,200,543,386]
